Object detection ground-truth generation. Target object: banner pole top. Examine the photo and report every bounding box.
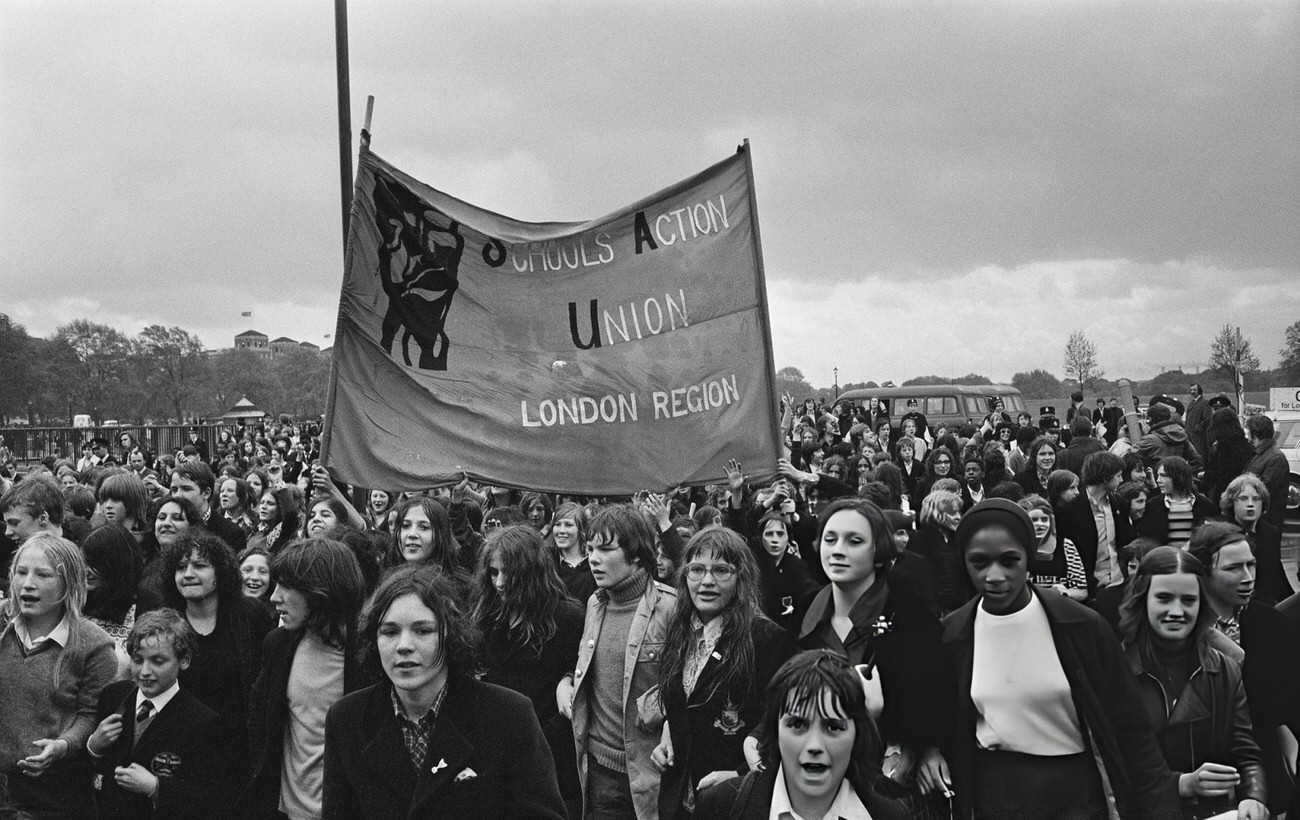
[360,95,375,149]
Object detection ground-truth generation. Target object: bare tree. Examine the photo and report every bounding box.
[1062,331,1104,388]
[1209,324,1260,392]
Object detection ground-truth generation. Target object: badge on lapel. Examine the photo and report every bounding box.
[152,751,182,778]
[430,758,448,774]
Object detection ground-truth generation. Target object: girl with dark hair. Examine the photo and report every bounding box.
[519,490,554,534]
[796,498,950,803]
[137,496,205,610]
[870,461,906,511]
[472,525,584,817]
[1202,407,1255,506]
[1117,546,1267,819]
[386,496,463,577]
[1045,468,1080,514]
[913,445,956,503]
[548,500,596,604]
[743,510,819,631]
[247,487,300,555]
[97,472,150,540]
[82,523,142,673]
[305,495,353,539]
[651,528,792,819]
[217,476,257,536]
[938,499,1181,820]
[693,650,907,820]
[1013,436,1057,499]
[243,468,269,501]
[1138,456,1217,549]
[161,531,275,811]
[322,565,566,820]
[240,538,371,820]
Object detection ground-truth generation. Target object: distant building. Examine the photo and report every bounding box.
[269,336,301,357]
[234,330,272,360]
[229,330,326,359]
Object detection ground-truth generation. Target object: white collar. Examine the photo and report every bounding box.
[136,681,181,717]
[768,763,872,820]
[14,615,70,651]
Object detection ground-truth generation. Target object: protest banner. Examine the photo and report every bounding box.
[321,145,782,494]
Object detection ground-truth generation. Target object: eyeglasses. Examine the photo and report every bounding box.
[685,564,736,582]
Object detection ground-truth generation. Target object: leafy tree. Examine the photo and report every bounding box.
[1279,320,1300,383]
[774,366,815,402]
[135,325,210,422]
[1208,324,1261,393]
[270,347,330,419]
[1062,331,1104,388]
[52,320,134,422]
[206,349,277,415]
[1012,369,1064,399]
[0,315,35,422]
[902,375,953,386]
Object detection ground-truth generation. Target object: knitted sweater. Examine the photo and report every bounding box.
[0,617,116,774]
[587,571,651,771]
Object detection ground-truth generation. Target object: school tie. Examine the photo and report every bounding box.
[134,700,155,744]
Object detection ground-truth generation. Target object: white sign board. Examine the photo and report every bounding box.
[1269,387,1300,411]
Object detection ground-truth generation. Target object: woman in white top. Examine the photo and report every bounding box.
[935,499,1182,819]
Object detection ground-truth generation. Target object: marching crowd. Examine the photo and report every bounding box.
[0,383,1297,820]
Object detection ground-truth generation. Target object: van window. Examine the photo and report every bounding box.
[965,397,983,415]
[927,397,957,415]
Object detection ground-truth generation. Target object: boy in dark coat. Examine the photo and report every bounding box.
[88,608,222,820]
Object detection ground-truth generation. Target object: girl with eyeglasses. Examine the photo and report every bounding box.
[651,528,792,819]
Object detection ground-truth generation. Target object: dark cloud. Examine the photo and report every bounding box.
[2,1,1295,385]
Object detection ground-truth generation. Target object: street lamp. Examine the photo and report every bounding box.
[833,367,839,399]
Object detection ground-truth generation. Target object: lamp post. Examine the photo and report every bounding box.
[833,367,839,399]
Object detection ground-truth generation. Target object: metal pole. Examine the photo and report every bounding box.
[334,0,353,249]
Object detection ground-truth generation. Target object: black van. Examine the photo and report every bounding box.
[836,384,1027,431]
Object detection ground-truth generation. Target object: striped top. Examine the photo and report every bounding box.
[1165,496,1195,548]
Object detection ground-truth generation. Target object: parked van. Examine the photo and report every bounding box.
[836,384,1027,432]
[73,414,92,429]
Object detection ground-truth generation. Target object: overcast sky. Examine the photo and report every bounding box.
[3,1,1297,389]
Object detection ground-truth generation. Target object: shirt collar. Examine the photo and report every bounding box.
[136,680,181,715]
[768,764,871,820]
[1086,485,1109,508]
[689,613,726,644]
[390,682,446,727]
[14,615,70,650]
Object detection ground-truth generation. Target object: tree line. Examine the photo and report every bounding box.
[0,315,329,425]
[775,322,1300,401]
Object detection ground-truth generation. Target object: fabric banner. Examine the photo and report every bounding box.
[321,146,782,494]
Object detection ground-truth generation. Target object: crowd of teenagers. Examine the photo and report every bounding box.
[0,383,1297,820]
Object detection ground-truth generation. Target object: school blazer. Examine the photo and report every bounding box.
[322,676,566,820]
[91,679,223,820]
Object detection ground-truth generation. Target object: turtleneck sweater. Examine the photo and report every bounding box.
[587,569,651,772]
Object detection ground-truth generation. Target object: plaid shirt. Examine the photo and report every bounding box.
[390,685,448,771]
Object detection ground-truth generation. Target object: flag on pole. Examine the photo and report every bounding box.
[321,146,782,494]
